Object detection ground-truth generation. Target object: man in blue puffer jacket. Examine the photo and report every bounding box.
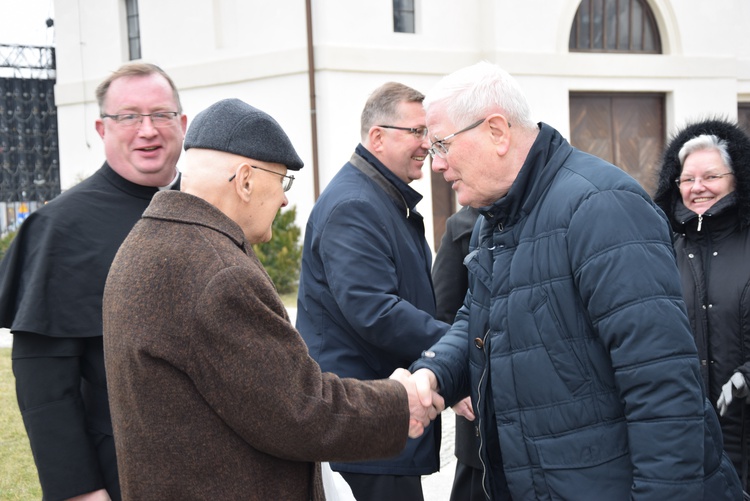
[410,61,743,500]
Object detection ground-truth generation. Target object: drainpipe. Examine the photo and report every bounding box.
[305,0,320,199]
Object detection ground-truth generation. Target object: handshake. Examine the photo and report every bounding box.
[389,368,445,438]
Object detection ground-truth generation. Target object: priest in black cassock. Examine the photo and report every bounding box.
[0,62,186,501]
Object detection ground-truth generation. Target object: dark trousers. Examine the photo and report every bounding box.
[450,460,485,501]
[339,471,424,501]
[450,414,485,500]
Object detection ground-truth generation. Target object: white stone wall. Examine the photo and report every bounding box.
[51,0,750,254]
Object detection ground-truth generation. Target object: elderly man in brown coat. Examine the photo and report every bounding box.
[102,98,442,500]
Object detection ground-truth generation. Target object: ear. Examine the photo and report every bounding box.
[487,114,512,156]
[179,114,188,135]
[367,126,385,152]
[95,119,105,139]
[231,162,254,202]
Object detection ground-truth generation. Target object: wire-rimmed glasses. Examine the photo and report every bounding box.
[378,125,429,139]
[228,165,295,192]
[428,118,487,159]
[100,111,180,128]
[675,172,734,188]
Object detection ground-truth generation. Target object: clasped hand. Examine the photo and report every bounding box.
[389,368,444,438]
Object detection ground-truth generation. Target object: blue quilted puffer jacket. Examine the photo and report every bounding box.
[413,123,742,500]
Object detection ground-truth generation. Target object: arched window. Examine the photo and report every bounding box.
[569,0,661,53]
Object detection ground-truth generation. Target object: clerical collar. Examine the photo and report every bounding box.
[159,170,180,191]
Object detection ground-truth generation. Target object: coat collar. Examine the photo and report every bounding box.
[674,192,740,238]
[479,123,571,229]
[354,144,423,212]
[143,191,248,251]
[350,145,424,220]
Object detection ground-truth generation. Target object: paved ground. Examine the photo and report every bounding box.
[0,310,459,498]
[422,409,458,500]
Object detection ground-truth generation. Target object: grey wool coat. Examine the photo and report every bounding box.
[103,190,410,501]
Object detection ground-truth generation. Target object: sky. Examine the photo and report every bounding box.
[0,0,56,46]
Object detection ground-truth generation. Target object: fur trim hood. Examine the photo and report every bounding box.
[654,118,750,229]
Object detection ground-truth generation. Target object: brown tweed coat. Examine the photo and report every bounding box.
[103,191,409,500]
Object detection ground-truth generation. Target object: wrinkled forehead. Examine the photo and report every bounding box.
[425,106,456,140]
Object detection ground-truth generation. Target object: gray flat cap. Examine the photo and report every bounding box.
[184,98,304,171]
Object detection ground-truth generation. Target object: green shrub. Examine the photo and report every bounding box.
[0,231,17,261]
[253,206,302,295]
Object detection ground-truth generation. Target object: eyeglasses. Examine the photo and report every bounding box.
[378,125,428,139]
[675,172,734,187]
[428,118,487,159]
[100,111,180,128]
[228,165,295,192]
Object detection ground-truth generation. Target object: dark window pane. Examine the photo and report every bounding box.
[125,0,141,60]
[617,0,629,50]
[605,0,617,50]
[643,21,655,51]
[569,19,578,48]
[393,0,415,33]
[129,39,141,60]
[592,0,604,49]
[579,0,591,48]
[631,0,643,51]
[128,17,139,36]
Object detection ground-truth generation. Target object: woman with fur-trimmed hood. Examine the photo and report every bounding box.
[654,118,750,489]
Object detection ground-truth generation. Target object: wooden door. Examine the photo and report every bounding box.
[739,103,750,135]
[570,93,665,196]
[431,161,455,250]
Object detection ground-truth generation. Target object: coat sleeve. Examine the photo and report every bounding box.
[187,265,410,463]
[316,197,449,362]
[568,189,705,498]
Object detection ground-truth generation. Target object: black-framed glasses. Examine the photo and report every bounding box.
[378,125,428,139]
[100,111,180,128]
[228,165,295,192]
[428,117,488,158]
[675,172,733,187]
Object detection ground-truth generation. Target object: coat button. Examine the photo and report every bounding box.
[474,338,484,349]
[688,253,695,259]
[422,350,436,358]
[701,359,707,366]
[713,251,718,256]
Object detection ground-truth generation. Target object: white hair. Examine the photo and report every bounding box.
[423,61,537,131]
[678,134,733,171]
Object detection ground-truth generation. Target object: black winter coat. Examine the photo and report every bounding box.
[655,118,750,487]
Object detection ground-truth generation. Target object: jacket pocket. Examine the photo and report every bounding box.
[531,421,631,500]
[532,294,589,394]
[533,420,628,469]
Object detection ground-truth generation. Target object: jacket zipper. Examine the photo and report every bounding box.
[477,328,491,500]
